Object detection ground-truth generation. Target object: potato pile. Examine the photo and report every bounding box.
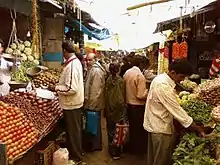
[33,69,60,88]
[195,78,220,106]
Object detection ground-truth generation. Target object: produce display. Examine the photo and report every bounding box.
[212,105,220,123]
[5,40,40,64]
[0,101,38,160]
[33,69,60,88]
[180,99,212,124]
[11,61,38,82]
[180,79,197,90]
[173,95,217,164]
[172,133,216,165]
[0,91,62,133]
[195,78,220,106]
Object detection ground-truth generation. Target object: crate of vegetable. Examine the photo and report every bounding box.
[0,91,62,135]
[0,101,39,162]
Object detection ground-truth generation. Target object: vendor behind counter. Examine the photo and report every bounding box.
[0,39,16,96]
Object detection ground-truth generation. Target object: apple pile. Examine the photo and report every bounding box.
[0,102,38,160]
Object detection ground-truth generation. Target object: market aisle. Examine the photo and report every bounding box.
[84,118,146,165]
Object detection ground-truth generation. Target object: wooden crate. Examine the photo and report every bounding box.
[36,141,57,165]
[0,142,7,165]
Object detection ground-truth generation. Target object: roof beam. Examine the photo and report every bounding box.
[127,0,170,11]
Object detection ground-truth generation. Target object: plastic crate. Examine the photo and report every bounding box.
[36,141,57,165]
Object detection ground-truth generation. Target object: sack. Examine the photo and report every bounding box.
[52,148,69,165]
[113,122,129,146]
[85,111,100,136]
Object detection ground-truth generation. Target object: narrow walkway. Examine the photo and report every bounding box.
[84,118,146,165]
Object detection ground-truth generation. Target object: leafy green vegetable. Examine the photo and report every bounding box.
[172,133,216,165]
[180,100,212,124]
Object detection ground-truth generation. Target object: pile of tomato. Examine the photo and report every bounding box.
[0,102,38,160]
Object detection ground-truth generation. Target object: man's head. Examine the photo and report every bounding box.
[133,55,150,72]
[86,53,96,68]
[168,59,194,83]
[109,63,120,76]
[62,40,75,60]
[0,39,4,54]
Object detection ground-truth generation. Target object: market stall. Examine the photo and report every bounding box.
[172,77,220,164]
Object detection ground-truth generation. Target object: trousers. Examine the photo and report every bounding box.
[63,108,83,162]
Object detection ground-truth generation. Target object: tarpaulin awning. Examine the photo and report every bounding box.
[66,16,111,40]
[154,0,217,33]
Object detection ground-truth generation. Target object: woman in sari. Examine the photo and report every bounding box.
[105,63,127,160]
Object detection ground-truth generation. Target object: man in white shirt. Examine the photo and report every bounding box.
[124,55,149,155]
[55,41,86,165]
[143,60,205,165]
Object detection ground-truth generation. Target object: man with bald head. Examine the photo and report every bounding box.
[84,52,106,151]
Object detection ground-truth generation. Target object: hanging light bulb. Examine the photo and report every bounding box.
[27,31,31,37]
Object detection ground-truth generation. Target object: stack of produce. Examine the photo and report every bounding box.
[195,78,220,106]
[173,133,216,165]
[178,91,198,104]
[180,79,197,90]
[11,61,37,82]
[5,40,39,65]
[0,91,62,134]
[212,106,220,123]
[33,69,60,88]
[0,101,38,160]
[180,99,212,124]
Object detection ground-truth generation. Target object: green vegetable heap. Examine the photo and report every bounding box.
[173,97,217,164]
[173,133,216,165]
[180,100,212,124]
[11,61,37,82]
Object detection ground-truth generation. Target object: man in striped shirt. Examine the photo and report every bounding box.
[209,52,220,78]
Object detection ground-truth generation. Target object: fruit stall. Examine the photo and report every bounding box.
[0,39,63,165]
[172,77,220,165]
[0,89,63,164]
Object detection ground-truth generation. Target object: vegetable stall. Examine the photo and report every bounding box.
[172,77,220,165]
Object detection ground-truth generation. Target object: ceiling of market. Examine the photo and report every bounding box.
[76,0,216,50]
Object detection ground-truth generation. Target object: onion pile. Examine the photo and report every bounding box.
[212,106,220,122]
[33,69,60,88]
[195,78,220,106]
[0,91,62,133]
[0,102,38,160]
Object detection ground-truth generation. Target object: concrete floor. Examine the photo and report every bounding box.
[83,119,146,165]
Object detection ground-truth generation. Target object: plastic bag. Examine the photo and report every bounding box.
[53,148,69,165]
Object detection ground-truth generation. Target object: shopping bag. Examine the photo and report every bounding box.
[85,111,99,136]
[52,148,69,165]
[113,122,129,147]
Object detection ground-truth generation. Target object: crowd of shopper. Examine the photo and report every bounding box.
[55,40,206,165]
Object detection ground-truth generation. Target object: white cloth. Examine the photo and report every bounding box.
[143,73,193,135]
[56,55,84,110]
[0,56,13,96]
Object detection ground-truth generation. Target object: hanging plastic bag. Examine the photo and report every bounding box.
[112,122,129,147]
[52,148,69,165]
[85,111,99,136]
